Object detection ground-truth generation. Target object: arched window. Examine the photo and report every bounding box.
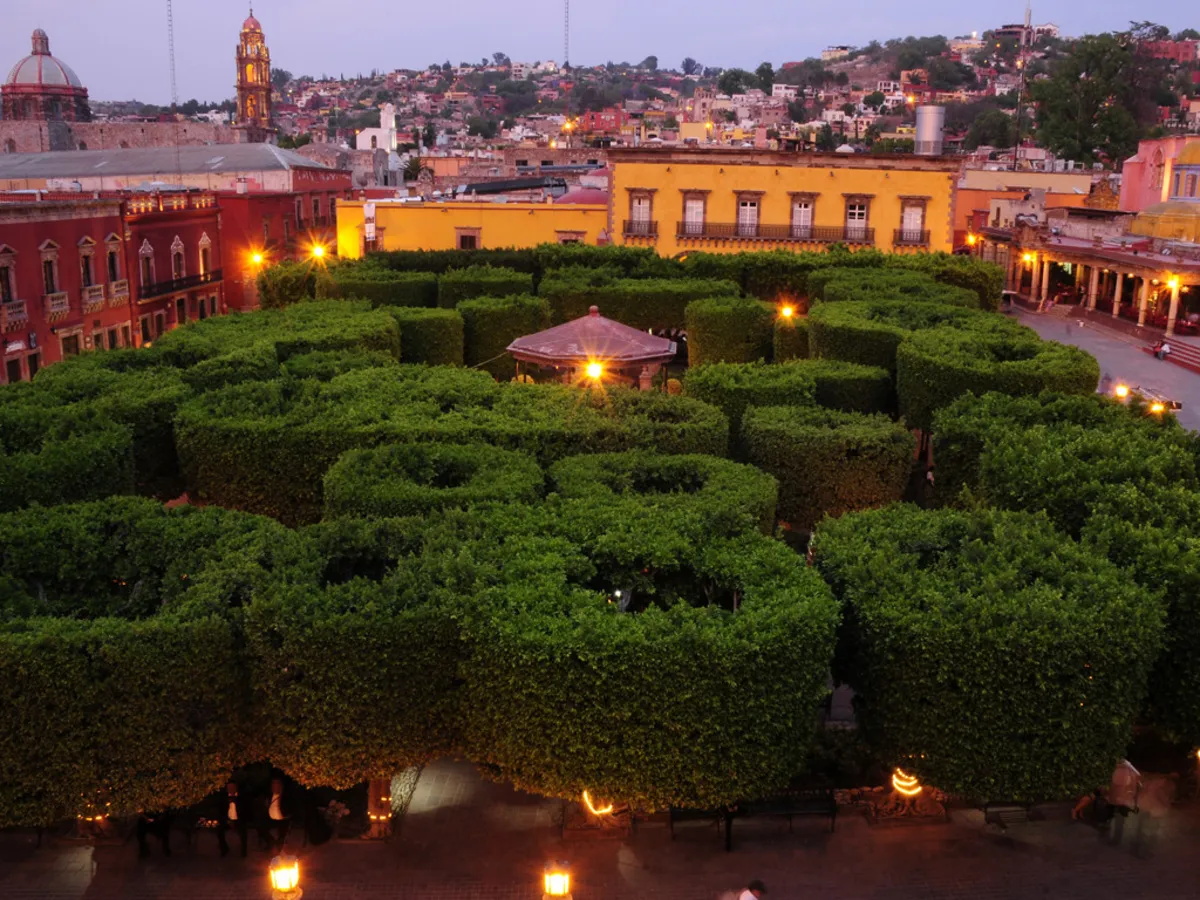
[1151,150,1165,189]
[246,64,255,83]
[1188,173,1199,198]
[139,240,155,286]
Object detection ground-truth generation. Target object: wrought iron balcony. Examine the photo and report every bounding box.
[622,219,658,238]
[1,299,28,331]
[137,269,222,302]
[44,291,71,320]
[893,228,931,247]
[83,284,107,312]
[675,222,875,245]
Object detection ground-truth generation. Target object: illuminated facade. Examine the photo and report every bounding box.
[236,11,272,132]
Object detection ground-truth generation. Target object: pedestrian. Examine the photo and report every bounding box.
[1156,340,1172,361]
[1107,758,1141,845]
[260,777,293,853]
[738,880,767,900]
[217,780,250,858]
[136,809,172,858]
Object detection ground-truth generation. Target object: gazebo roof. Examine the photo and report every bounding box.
[506,306,677,367]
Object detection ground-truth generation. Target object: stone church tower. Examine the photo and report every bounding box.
[235,9,272,133]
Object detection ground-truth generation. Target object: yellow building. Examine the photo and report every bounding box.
[609,147,962,256]
[336,199,608,258]
[1131,143,1200,244]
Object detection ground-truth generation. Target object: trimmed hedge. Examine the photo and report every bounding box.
[743,406,913,531]
[896,327,1100,431]
[685,362,818,438]
[0,420,134,512]
[437,265,534,309]
[255,259,334,308]
[327,266,439,308]
[323,443,544,518]
[773,315,809,362]
[808,268,978,309]
[685,297,774,366]
[387,307,465,366]
[540,271,739,330]
[811,505,1162,802]
[458,294,551,380]
[281,349,399,381]
[548,451,778,536]
[792,359,893,414]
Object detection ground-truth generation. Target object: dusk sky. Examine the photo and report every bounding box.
[3,2,1193,105]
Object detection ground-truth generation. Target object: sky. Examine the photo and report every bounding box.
[2,2,1194,105]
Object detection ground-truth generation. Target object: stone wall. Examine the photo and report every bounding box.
[0,121,256,153]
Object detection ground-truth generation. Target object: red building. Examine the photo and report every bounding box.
[580,108,629,134]
[1144,40,1199,65]
[0,197,128,381]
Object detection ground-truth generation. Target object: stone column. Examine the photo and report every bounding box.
[1112,273,1124,318]
[639,365,654,391]
[1137,278,1151,328]
[1041,260,1052,304]
[1166,281,1182,336]
[1085,266,1099,310]
[1030,254,1042,300]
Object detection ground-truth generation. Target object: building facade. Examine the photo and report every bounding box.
[2,30,90,123]
[609,148,962,256]
[1120,136,1200,213]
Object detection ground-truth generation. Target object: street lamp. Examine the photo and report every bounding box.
[251,251,265,266]
[585,361,604,381]
[543,862,571,900]
[310,244,326,260]
[779,304,795,319]
[269,854,302,900]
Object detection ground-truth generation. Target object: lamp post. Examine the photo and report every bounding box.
[269,854,302,900]
[543,861,571,900]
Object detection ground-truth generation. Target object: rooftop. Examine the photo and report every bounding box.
[0,144,332,181]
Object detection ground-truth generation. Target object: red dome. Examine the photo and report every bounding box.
[242,14,262,31]
[554,187,609,205]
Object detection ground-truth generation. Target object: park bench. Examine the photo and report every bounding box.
[668,806,733,850]
[1140,341,1200,375]
[984,802,1032,830]
[738,789,837,836]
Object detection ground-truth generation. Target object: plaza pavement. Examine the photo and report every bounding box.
[2,758,1199,900]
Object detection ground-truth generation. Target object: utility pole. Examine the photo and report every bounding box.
[1012,2,1030,172]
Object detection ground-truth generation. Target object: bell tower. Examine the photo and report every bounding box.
[235,7,272,132]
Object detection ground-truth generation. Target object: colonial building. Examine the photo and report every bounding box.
[2,29,90,123]
[235,11,273,135]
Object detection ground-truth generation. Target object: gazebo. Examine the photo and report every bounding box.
[506,306,677,389]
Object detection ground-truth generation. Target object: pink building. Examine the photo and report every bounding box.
[1119,136,1200,212]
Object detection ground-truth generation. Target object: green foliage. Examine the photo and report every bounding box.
[327,265,439,308]
[458,294,551,379]
[896,327,1100,430]
[323,443,544,518]
[811,505,1163,802]
[0,420,134,512]
[386,307,464,366]
[791,359,893,414]
[743,406,913,530]
[685,362,817,438]
[436,265,535,309]
[685,297,774,366]
[807,267,978,309]
[774,315,809,361]
[281,349,399,381]
[256,259,334,309]
[540,270,738,330]
[548,451,778,536]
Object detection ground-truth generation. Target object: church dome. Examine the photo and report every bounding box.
[242,14,263,31]
[1130,200,1200,244]
[4,29,84,89]
[1175,141,1200,167]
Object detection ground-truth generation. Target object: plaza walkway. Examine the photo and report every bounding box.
[2,759,1199,900]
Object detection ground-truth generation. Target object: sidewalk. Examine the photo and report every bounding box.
[3,759,1199,900]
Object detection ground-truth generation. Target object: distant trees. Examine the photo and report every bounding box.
[863,91,886,111]
[638,56,659,71]
[786,98,808,123]
[965,108,1015,150]
[493,52,511,66]
[271,68,293,90]
[277,134,312,150]
[467,116,499,139]
[681,57,700,76]
[717,68,757,95]
[755,62,775,92]
[816,124,837,151]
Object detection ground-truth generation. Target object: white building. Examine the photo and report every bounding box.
[772,83,798,100]
[356,103,398,152]
[876,80,901,94]
[821,46,852,62]
[511,62,536,81]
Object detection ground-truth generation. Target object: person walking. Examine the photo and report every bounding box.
[262,777,293,853]
[217,781,251,858]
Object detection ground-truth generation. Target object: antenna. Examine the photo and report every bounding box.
[166,0,182,179]
[563,0,570,69]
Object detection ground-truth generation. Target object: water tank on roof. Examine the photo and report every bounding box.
[914,105,945,156]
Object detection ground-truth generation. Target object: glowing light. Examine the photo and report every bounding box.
[780,305,795,318]
[544,863,571,897]
[966,233,977,246]
[906,94,916,104]
[549,139,558,149]
[1022,253,1035,264]
[585,361,604,380]
[1150,402,1166,414]
[1167,277,1180,290]
[582,791,614,816]
[891,768,923,797]
[1114,384,1130,399]
[251,252,265,265]
[310,245,326,259]
[269,855,300,892]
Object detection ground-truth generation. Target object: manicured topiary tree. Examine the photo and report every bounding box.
[789,359,893,414]
[437,265,534,309]
[685,362,817,438]
[540,271,739,330]
[0,419,134,512]
[742,406,914,530]
[809,268,978,308]
[458,294,551,380]
[685,297,775,366]
[896,327,1100,431]
[327,266,439,307]
[388,307,464,366]
[773,314,809,361]
[811,505,1163,802]
[323,443,544,519]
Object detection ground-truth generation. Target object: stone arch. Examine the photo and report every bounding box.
[119,140,130,149]
[78,141,88,151]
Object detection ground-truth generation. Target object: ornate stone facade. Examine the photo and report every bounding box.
[236,12,272,131]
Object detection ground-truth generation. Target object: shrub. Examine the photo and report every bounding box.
[743,406,914,531]
[387,307,464,366]
[809,268,978,308]
[323,443,544,519]
[0,422,134,512]
[437,265,534,309]
[896,327,1100,431]
[327,266,439,308]
[773,315,809,362]
[539,271,738,330]
[281,349,399,381]
[685,297,774,366]
[256,259,333,308]
[548,451,778,536]
[685,362,817,438]
[792,359,893,414]
[374,248,541,276]
[811,505,1163,802]
[884,253,1005,311]
[458,294,551,379]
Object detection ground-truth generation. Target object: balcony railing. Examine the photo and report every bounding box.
[83,284,107,312]
[622,219,658,238]
[1,299,28,331]
[675,222,875,245]
[137,269,222,302]
[893,228,931,247]
[44,291,71,320]
[109,279,130,306]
